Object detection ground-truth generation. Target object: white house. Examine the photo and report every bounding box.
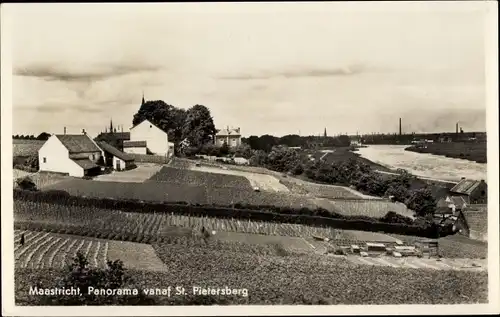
[124,119,173,157]
[214,127,242,147]
[38,132,104,177]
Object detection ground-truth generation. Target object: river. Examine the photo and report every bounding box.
[356,145,487,182]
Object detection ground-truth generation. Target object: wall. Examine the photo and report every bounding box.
[128,153,169,164]
[130,120,169,156]
[470,182,487,204]
[38,136,84,177]
[124,147,147,155]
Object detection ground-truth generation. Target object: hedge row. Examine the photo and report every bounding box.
[13,189,440,238]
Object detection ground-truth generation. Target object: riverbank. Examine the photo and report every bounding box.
[405,143,487,164]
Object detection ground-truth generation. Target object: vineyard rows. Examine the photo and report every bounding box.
[14,230,109,269]
[15,200,342,243]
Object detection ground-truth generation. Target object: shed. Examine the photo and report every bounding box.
[97,141,135,171]
[450,179,487,204]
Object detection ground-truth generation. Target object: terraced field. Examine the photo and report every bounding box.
[14,230,109,269]
[325,199,415,218]
[14,230,167,271]
[13,140,45,156]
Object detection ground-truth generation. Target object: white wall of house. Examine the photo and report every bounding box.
[215,135,241,147]
[38,136,84,177]
[130,120,169,156]
[112,156,128,171]
[124,147,147,154]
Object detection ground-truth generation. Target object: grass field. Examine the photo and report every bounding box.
[12,140,45,157]
[325,199,415,218]
[41,177,322,209]
[148,166,253,189]
[190,165,290,193]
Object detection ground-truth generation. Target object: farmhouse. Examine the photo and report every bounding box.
[124,119,174,157]
[97,141,135,171]
[38,132,103,177]
[435,196,468,215]
[449,178,487,204]
[214,127,242,147]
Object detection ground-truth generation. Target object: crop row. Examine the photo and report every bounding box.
[14,201,340,243]
[14,230,108,269]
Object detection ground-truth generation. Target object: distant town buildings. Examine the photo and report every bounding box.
[214,127,242,147]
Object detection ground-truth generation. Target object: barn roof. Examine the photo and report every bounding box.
[56,134,101,154]
[97,141,134,162]
[450,179,483,195]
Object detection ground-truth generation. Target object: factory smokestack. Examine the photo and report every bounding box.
[399,118,402,135]
[456,122,459,134]
[64,127,66,135]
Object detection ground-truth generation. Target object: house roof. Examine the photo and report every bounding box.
[96,132,130,141]
[123,140,147,148]
[463,211,487,235]
[438,196,467,209]
[216,127,241,136]
[97,141,134,162]
[450,179,483,195]
[56,134,101,154]
[71,158,99,170]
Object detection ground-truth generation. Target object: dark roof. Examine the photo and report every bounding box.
[450,179,483,195]
[216,128,241,136]
[463,211,487,235]
[97,141,134,162]
[56,134,101,153]
[71,159,99,170]
[123,140,147,148]
[96,132,130,141]
[69,153,92,160]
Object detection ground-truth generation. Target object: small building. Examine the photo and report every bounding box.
[125,119,172,157]
[95,131,130,150]
[97,141,135,171]
[449,178,487,204]
[214,127,242,147]
[38,132,103,177]
[435,196,468,215]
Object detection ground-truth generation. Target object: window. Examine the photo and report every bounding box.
[92,154,95,160]
[43,157,46,163]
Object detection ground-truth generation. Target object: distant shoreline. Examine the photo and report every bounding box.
[404,143,487,164]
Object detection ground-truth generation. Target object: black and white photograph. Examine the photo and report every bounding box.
[1,2,498,315]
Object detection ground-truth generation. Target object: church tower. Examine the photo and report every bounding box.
[323,127,327,137]
[142,91,145,105]
[109,119,114,133]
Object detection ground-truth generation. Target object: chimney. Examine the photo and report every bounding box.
[456,123,459,134]
[82,129,86,135]
[399,118,402,135]
[64,127,66,135]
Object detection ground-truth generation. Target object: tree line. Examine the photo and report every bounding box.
[13,132,51,141]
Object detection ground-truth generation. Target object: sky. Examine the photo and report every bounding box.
[7,2,491,137]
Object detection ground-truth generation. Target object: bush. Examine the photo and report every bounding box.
[37,252,157,305]
[16,176,37,191]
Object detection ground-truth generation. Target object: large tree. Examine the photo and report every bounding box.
[405,188,437,217]
[132,100,187,143]
[182,104,216,148]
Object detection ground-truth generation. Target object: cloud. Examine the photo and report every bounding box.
[15,102,105,114]
[217,64,377,80]
[14,62,163,83]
